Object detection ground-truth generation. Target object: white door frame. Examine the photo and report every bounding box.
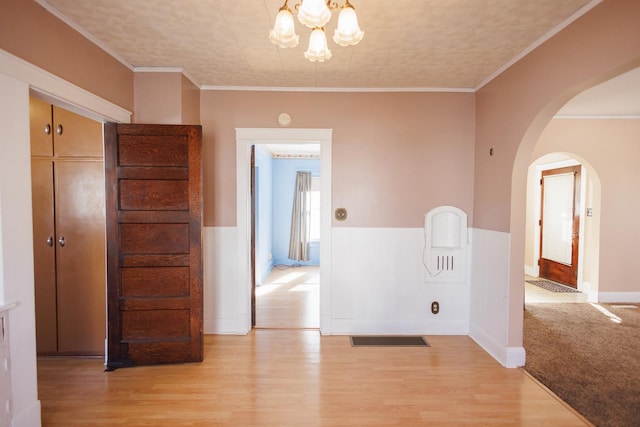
[236,128,332,334]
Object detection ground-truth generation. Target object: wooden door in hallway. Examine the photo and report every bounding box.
[539,165,581,288]
[104,123,203,368]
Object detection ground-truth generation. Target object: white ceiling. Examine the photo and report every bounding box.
[38,0,639,116]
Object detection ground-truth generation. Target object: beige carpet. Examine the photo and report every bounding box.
[524,302,640,427]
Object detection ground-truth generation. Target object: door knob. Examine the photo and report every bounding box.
[46,236,54,247]
[56,124,63,136]
[58,236,65,247]
[44,124,52,135]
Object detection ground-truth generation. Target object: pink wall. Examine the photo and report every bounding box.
[181,75,200,125]
[133,72,182,124]
[534,119,640,293]
[133,72,201,125]
[473,0,640,347]
[475,0,640,233]
[0,0,134,112]
[200,91,476,228]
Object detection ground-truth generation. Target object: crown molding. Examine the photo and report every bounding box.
[200,85,475,93]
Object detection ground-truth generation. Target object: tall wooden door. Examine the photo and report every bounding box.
[539,165,581,288]
[104,123,203,368]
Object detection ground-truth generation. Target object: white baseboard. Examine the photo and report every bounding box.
[12,400,41,427]
[328,319,469,336]
[469,324,524,368]
[505,346,526,368]
[524,265,538,277]
[597,292,640,303]
[203,318,248,335]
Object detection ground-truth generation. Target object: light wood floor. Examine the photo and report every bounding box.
[36,269,590,426]
[37,332,589,426]
[255,265,319,329]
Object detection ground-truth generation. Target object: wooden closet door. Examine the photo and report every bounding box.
[31,159,57,353]
[54,160,106,354]
[29,97,54,157]
[104,124,202,368]
[52,106,103,157]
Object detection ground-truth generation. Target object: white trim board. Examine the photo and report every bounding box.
[0,48,131,123]
[597,292,640,303]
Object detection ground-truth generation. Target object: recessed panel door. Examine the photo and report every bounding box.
[105,124,203,368]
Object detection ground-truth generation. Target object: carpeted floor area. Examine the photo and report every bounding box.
[524,302,640,427]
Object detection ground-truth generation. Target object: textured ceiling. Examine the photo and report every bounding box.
[40,0,595,90]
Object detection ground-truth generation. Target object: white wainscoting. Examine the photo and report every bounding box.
[202,225,527,367]
[202,227,244,334]
[469,228,525,368]
[203,226,471,336]
[330,227,470,335]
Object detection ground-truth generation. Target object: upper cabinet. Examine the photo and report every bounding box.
[29,97,103,158]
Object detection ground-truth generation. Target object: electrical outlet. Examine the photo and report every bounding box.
[431,301,440,314]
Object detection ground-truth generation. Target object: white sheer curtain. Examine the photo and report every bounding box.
[288,171,312,261]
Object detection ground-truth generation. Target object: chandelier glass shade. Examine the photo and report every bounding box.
[333,2,364,46]
[269,0,363,61]
[304,27,332,62]
[269,4,300,48]
[297,0,331,28]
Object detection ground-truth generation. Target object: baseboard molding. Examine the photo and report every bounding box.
[469,324,525,368]
[524,265,538,277]
[328,319,469,336]
[12,399,41,427]
[597,292,640,303]
[203,318,249,335]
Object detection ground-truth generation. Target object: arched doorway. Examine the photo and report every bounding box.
[524,152,602,300]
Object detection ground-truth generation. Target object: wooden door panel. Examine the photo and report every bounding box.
[118,135,189,166]
[121,267,190,297]
[127,341,195,365]
[29,98,54,157]
[52,106,103,157]
[105,123,202,368]
[122,310,190,340]
[31,159,57,353]
[120,223,190,253]
[54,160,106,354]
[119,180,189,210]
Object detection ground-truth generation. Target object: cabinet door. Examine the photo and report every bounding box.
[54,160,106,354]
[29,98,54,157]
[53,106,103,158]
[31,159,58,354]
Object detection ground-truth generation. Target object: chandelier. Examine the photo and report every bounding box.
[269,0,364,62]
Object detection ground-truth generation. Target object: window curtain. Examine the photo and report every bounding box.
[288,171,312,261]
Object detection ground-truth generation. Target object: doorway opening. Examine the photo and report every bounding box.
[236,128,333,335]
[252,143,321,329]
[524,153,601,303]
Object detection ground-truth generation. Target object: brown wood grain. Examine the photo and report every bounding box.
[105,123,203,368]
